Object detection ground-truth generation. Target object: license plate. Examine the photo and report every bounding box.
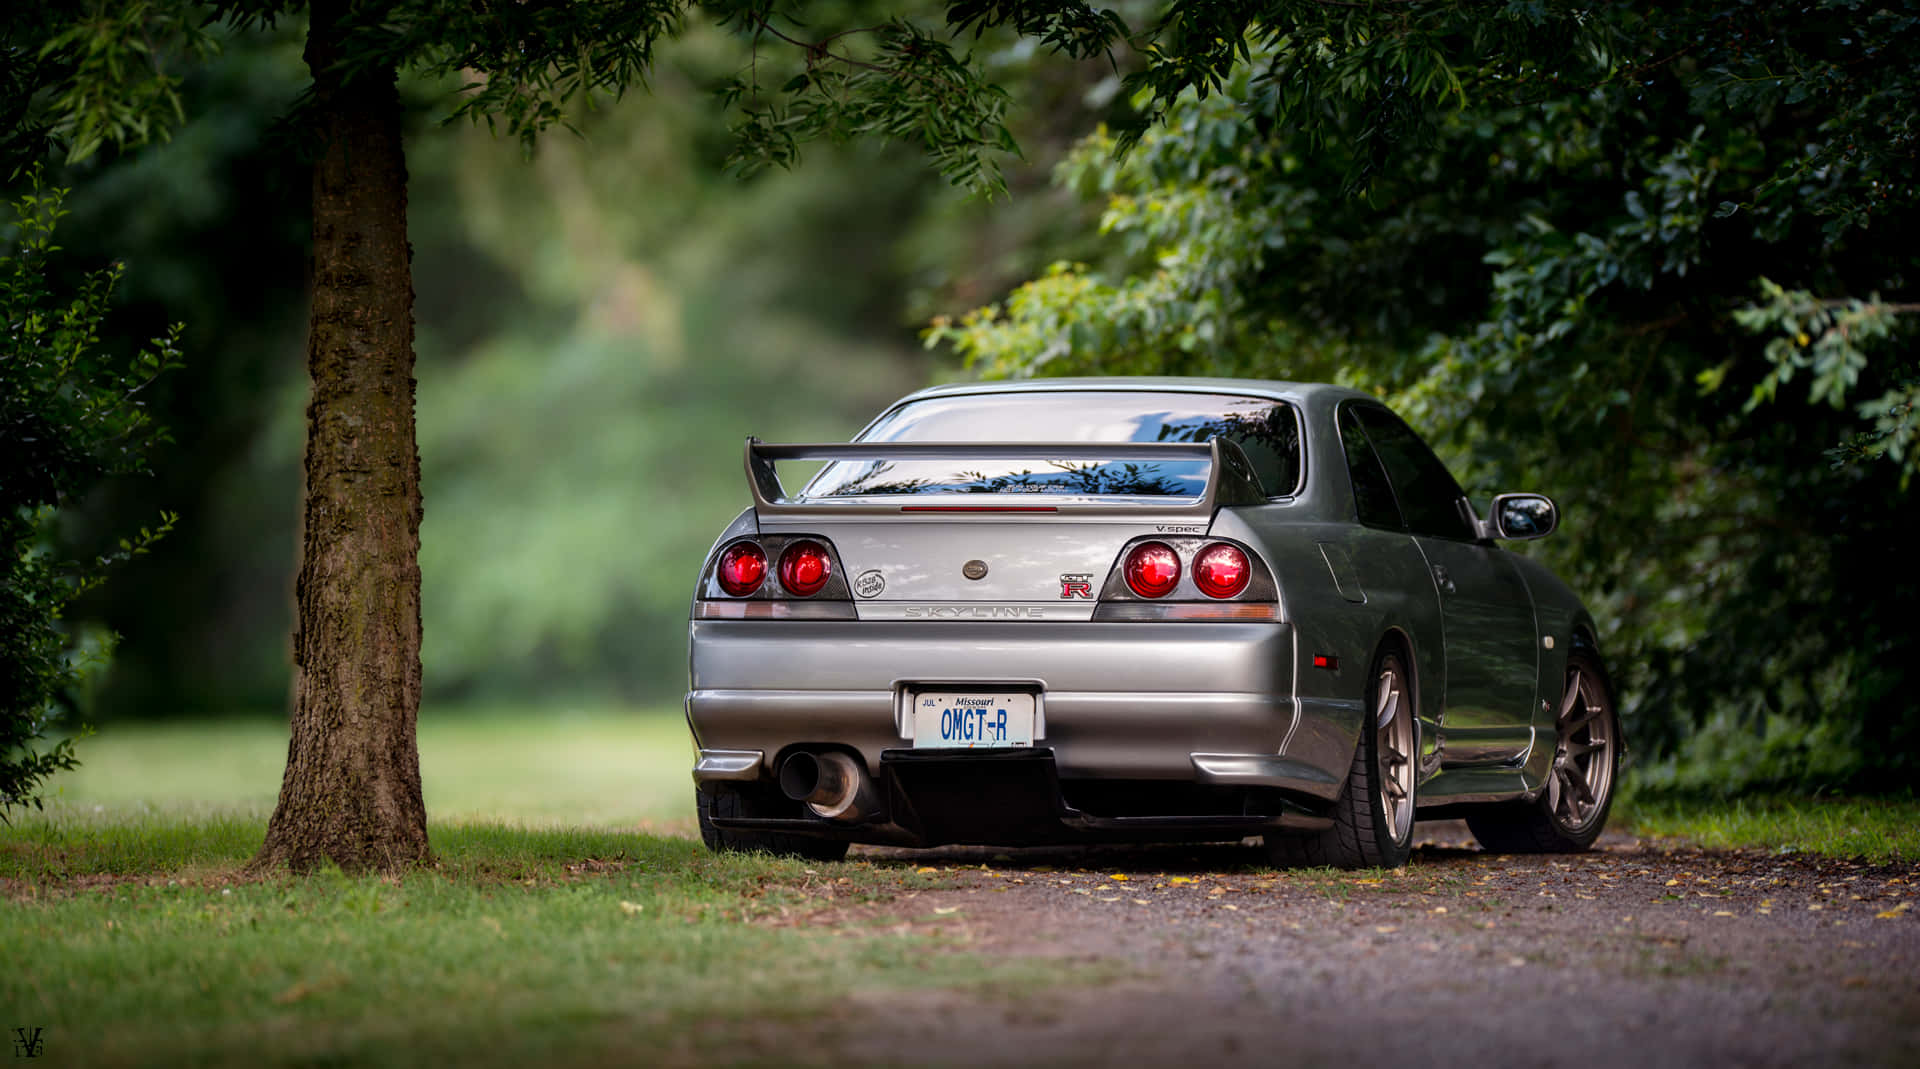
[910,692,1035,749]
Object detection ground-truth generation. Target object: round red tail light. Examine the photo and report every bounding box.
[716,541,767,597]
[779,540,833,597]
[1123,541,1182,598]
[1193,542,1252,599]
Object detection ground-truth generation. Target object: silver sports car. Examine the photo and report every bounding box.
[685,378,1619,868]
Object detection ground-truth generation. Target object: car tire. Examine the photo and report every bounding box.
[1466,649,1620,853]
[696,788,851,862]
[1265,649,1416,870]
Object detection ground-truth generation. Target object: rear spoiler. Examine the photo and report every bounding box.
[743,437,1270,517]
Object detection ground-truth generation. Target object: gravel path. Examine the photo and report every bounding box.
[794,823,1920,1068]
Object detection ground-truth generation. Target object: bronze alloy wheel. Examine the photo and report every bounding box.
[1465,649,1621,853]
[1545,657,1615,838]
[1374,656,1416,848]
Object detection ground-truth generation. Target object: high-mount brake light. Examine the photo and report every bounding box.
[778,540,833,597]
[1193,543,1252,599]
[1123,542,1182,599]
[716,541,767,597]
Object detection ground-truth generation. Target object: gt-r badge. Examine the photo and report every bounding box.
[853,569,886,598]
[1059,574,1094,599]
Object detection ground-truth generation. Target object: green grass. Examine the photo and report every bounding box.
[14,712,1914,1067]
[1,710,1043,1068]
[1616,791,1920,863]
[42,706,695,828]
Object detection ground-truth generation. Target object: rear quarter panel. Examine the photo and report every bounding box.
[1213,507,1444,779]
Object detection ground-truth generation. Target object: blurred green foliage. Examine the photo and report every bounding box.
[935,6,1920,795]
[20,11,1116,713]
[42,0,1915,806]
[1,176,180,811]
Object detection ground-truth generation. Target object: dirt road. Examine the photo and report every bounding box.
[799,824,1920,1068]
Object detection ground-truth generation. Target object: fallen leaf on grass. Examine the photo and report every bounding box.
[1712,910,1735,917]
[1876,902,1911,920]
[273,976,345,1005]
[1374,925,1397,934]
[933,906,960,916]
[619,901,645,915]
[916,867,939,875]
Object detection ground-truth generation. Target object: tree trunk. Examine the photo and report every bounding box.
[252,0,430,873]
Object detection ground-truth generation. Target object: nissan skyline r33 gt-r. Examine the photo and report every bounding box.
[685,378,1621,869]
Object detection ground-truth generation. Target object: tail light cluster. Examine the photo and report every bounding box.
[697,535,854,619]
[778,540,833,596]
[716,542,768,597]
[1192,543,1251,599]
[1098,537,1278,622]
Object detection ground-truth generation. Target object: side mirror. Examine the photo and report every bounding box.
[1485,493,1558,541]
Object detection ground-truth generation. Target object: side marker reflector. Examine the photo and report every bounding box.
[1312,654,1339,670]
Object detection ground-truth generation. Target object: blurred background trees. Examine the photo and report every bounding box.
[939,2,1920,795]
[11,5,1122,716]
[12,0,1916,802]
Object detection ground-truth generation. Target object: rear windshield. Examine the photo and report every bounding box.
[802,391,1302,499]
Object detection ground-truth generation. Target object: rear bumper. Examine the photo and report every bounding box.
[686,619,1359,843]
[703,748,1335,847]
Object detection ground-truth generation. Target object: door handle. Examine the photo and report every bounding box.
[1432,564,1456,594]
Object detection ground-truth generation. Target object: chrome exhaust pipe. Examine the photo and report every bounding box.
[777,751,874,821]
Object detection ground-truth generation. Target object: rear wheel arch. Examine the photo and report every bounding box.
[1376,627,1420,718]
[1373,626,1430,771]
[1267,634,1418,869]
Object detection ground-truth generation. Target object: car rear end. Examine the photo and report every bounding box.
[686,387,1345,848]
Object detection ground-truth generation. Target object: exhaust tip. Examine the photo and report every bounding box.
[777,751,823,802]
[776,750,873,822]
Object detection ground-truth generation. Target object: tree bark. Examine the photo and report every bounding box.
[252,0,430,873]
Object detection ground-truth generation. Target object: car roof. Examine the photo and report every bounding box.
[895,377,1378,409]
